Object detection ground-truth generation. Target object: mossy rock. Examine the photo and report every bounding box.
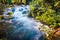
[0,3,5,15]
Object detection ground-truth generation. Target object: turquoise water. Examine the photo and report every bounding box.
[4,5,44,40]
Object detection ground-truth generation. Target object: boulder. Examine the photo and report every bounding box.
[52,28,60,40]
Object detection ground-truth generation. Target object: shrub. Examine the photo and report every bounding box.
[29,0,60,28]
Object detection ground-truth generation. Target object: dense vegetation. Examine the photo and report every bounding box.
[29,0,60,28]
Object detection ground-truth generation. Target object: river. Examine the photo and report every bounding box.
[3,5,45,40]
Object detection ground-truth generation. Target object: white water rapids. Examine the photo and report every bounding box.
[3,5,49,40]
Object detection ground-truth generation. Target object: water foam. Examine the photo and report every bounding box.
[4,5,44,40]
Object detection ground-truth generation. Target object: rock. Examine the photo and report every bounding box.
[0,30,7,39]
[52,28,60,40]
[0,3,5,15]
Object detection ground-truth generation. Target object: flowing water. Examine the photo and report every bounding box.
[3,5,45,40]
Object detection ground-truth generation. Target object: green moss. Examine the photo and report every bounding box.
[29,0,60,28]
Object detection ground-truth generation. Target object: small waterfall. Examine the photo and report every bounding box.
[3,5,45,40]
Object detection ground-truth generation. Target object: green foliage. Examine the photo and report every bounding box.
[54,1,60,8]
[29,0,60,28]
[39,9,57,28]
